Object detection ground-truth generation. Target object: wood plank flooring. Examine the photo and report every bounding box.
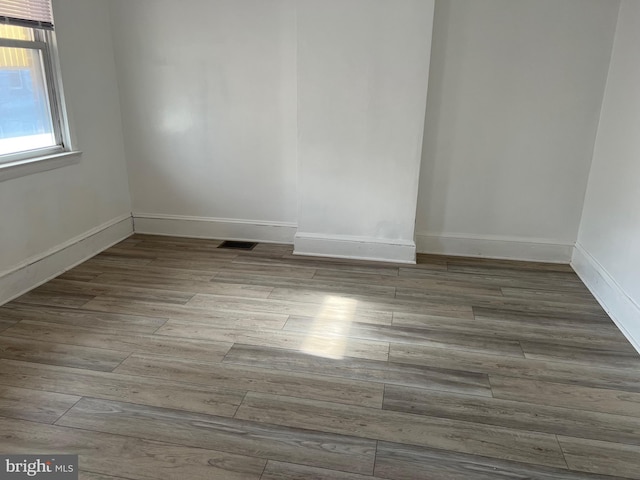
[0,234,638,479]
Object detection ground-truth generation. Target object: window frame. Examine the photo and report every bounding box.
[0,25,73,166]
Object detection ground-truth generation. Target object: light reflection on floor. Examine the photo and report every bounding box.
[300,296,357,360]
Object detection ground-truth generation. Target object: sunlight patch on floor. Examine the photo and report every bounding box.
[300,296,357,360]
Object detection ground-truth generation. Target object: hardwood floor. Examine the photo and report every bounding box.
[0,234,638,479]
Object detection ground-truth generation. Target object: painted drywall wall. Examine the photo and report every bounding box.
[295,0,434,262]
[0,0,131,282]
[108,0,298,233]
[573,0,640,351]
[415,0,619,262]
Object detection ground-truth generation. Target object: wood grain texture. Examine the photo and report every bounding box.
[214,271,398,298]
[391,311,629,350]
[0,359,244,416]
[156,320,390,361]
[283,315,525,357]
[90,273,274,299]
[390,343,640,393]
[57,397,376,475]
[186,293,393,324]
[434,256,576,273]
[13,289,95,308]
[383,384,640,445]
[397,266,591,293]
[0,335,129,371]
[223,343,493,397]
[454,306,619,329]
[61,262,220,282]
[261,461,386,480]
[237,254,401,276]
[0,234,637,479]
[396,290,609,318]
[473,306,616,330]
[500,286,601,304]
[267,287,475,319]
[235,392,568,468]
[114,353,384,407]
[490,375,640,417]
[558,437,640,479]
[0,318,17,333]
[79,473,132,480]
[0,385,79,423]
[80,297,289,329]
[0,303,167,333]
[33,278,197,305]
[520,340,640,369]
[0,416,266,480]
[375,441,624,480]
[2,320,233,362]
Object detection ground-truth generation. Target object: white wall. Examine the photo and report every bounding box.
[0,0,132,303]
[295,0,434,263]
[415,0,619,262]
[573,0,640,352]
[108,0,298,240]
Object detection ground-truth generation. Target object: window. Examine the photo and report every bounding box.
[0,0,70,165]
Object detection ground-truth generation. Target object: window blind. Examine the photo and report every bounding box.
[0,0,53,30]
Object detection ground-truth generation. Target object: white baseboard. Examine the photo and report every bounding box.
[571,243,640,354]
[415,233,573,263]
[294,232,416,264]
[133,213,297,244]
[0,214,133,306]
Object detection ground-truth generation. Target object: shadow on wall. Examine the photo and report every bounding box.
[416,0,503,238]
[417,0,453,235]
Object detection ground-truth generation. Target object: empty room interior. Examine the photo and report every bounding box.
[1,0,640,478]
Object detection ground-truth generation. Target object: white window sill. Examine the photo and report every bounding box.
[0,150,82,182]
